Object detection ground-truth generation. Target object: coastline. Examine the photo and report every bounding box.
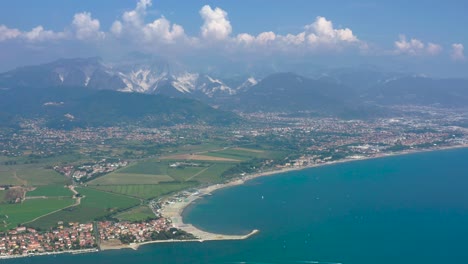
[159,144,468,243]
[4,144,467,257]
[0,248,99,260]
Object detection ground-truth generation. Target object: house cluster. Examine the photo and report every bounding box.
[98,218,172,243]
[0,224,96,257]
[54,159,128,181]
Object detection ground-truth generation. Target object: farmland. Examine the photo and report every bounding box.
[0,165,70,186]
[0,198,75,231]
[26,187,140,230]
[90,182,197,199]
[116,205,156,222]
[26,185,73,197]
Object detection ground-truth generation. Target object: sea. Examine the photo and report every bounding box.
[7,148,468,264]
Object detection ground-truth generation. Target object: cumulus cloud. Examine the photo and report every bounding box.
[278,33,306,46]
[199,5,232,41]
[451,43,465,61]
[142,17,185,43]
[233,16,359,52]
[0,1,364,56]
[305,16,359,46]
[0,25,21,41]
[22,26,67,42]
[426,43,442,55]
[72,12,105,41]
[394,35,442,56]
[111,0,187,46]
[0,24,65,42]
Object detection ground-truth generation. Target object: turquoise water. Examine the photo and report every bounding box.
[7,148,468,264]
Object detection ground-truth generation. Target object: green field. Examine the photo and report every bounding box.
[189,163,236,183]
[0,190,6,204]
[205,148,277,161]
[116,205,156,222]
[85,147,275,198]
[118,160,168,175]
[91,182,197,199]
[167,166,209,181]
[0,166,69,186]
[26,185,73,197]
[25,187,140,230]
[166,142,224,155]
[88,159,230,185]
[0,198,75,231]
[90,172,174,185]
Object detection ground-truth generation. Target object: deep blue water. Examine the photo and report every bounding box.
[7,148,468,264]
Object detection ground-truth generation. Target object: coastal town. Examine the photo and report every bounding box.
[0,106,468,259]
[0,223,96,258]
[0,209,196,258]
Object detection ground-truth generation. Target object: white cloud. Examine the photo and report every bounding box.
[426,43,442,55]
[278,33,306,46]
[199,5,232,41]
[395,35,424,55]
[255,32,276,45]
[110,21,123,36]
[110,0,187,46]
[142,17,185,43]
[451,43,465,61]
[72,12,105,40]
[394,35,442,56]
[0,25,21,41]
[233,16,358,52]
[22,26,67,42]
[235,33,255,45]
[0,1,363,56]
[122,0,150,27]
[305,16,359,47]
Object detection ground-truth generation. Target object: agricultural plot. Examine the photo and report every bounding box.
[26,185,73,197]
[0,166,68,186]
[91,182,197,199]
[0,198,75,231]
[205,148,271,161]
[166,142,224,155]
[0,190,6,204]
[162,153,240,162]
[189,163,236,183]
[116,205,156,222]
[26,187,140,230]
[167,166,209,181]
[89,173,174,185]
[118,160,168,175]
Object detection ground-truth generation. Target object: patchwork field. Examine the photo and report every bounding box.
[0,166,69,186]
[26,187,140,230]
[88,147,278,193]
[161,154,240,162]
[90,173,174,185]
[0,198,75,231]
[116,205,156,222]
[0,190,6,204]
[26,185,73,197]
[90,182,197,199]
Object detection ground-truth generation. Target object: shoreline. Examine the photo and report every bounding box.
[0,248,99,260]
[159,144,468,243]
[4,144,468,256]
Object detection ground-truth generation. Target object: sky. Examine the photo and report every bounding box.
[0,0,467,77]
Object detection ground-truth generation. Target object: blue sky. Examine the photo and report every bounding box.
[0,0,467,76]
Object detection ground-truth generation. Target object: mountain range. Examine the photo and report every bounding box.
[0,57,467,127]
